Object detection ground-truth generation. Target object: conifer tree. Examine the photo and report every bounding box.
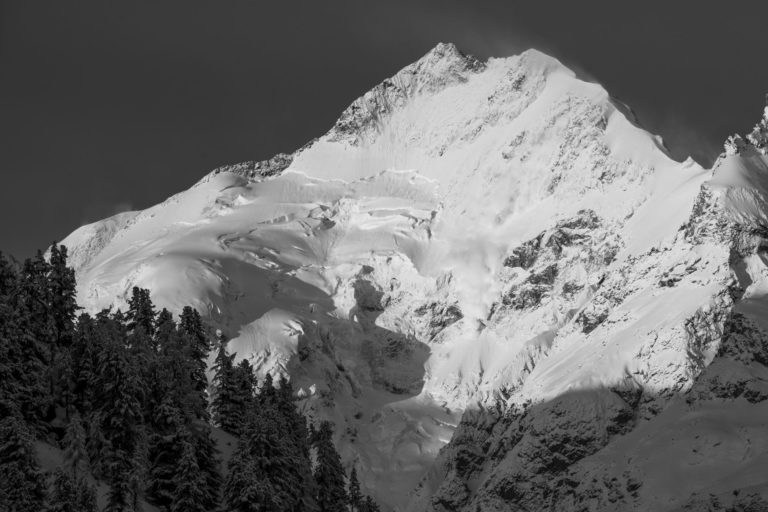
[19,251,54,348]
[211,338,242,434]
[146,396,184,509]
[360,496,381,512]
[95,322,146,512]
[19,252,58,420]
[154,309,175,352]
[275,375,310,452]
[145,333,190,430]
[348,466,362,512]
[48,467,77,512]
[73,479,99,512]
[0,253,25,413]
[179,306,210,421]
[231,359,257,427]
[63,414,89,481]
[225,407,306,512]
[0,415,48,512]
[170,432,208,512]
[128,439,148,512]
[48,466,99,512]
[70,314,99,415]
[2,252,48,427]
[259,372,277,404]
[191,422,222,511]
[48,244,77,347]
[126,287,156,337]
[273,374,315,506]
[314,422,348,512]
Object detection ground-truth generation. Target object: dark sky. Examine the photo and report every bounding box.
[2,1,767,260]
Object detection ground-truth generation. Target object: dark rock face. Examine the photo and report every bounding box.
[414,301,464,340]
[498,209,619,316]
[210,152,293,180]
[420,390,641,512]
[687,312,768,404]
[503,235,542,269]
[409,185,768,511]
[351,275,430,396]
[412,306,768,512]
[502,210,602,270]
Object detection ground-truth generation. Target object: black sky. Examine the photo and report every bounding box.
[2,0,767,260]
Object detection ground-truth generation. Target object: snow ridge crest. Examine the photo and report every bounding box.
[329,42,485,144]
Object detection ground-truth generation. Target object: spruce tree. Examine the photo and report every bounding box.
[224,445,271,512]
[73,479,99,512]
[48,467,77,512]
[18,251,58,422]
[191,422,222,511]
[230,359,257,429]
[154,309,175,352]
[48,244,78,411]
[1,252,47,428]
[63,414,89,481]
[70,314,98,416]
[128,439,148,512]
[0,415,48,512]
[126,287,156,337]
[146,396,184,509]
[179,306,210,421]
[360,496,381,512]
[48,466,99,512]
[273,374,314,507]
[0,252,25,414]
[170,432,208,512]
[225,407,305,512]
[348,466,362,512]
[314,422,348,512]
[48,244,77,348]
[211,338,241,434]
[94,320,146,512]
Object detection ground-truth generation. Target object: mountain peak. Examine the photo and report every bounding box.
[60,43,725,511]
[328,42,484,144]
[421,41,462,60]
[416,41,480,71]
[724,94,768,155]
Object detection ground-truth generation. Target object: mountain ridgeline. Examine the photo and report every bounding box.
[17,43,768,510]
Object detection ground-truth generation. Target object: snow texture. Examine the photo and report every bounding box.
[61,43,768,510]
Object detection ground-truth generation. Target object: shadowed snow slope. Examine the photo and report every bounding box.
[60,42,767,510]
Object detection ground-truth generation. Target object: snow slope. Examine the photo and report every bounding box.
[61,42,747,510]
[407,95,768,511]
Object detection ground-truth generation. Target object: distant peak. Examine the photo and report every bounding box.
[421,42,467,64]
[515,48,562,67]
[724,94,768,155]
[409,41,485,79]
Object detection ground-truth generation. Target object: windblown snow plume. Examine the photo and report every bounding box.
[62,43,768,510]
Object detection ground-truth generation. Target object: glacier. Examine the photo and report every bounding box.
[61,42,768,510]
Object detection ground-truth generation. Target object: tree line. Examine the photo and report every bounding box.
[0,245,380,512]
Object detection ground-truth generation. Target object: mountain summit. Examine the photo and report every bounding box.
[61,44,768,510]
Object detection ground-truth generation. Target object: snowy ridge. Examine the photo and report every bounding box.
[57,43,766,510]
[408,103,768,511]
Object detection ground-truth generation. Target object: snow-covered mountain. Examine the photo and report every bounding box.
[61,43,768,510]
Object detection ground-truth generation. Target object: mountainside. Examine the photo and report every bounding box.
[61,43,768,510]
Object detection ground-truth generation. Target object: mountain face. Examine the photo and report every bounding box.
[61,43,768,510]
